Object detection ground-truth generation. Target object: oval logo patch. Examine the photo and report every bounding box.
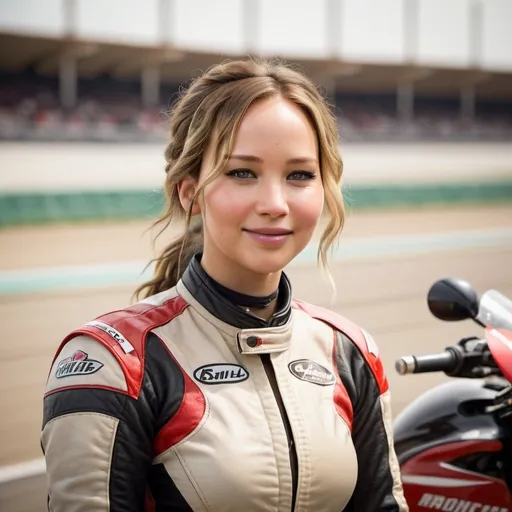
[289,359,336,386]
[194,364,249,385]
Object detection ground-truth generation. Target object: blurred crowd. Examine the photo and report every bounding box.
[336,96,512,142]
[1,74,511,143]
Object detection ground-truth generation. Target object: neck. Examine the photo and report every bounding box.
[199,255,281,321]
[200,256,281,297]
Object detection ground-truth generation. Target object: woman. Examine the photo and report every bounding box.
[42,58,408,511]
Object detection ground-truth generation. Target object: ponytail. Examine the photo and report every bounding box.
[134,220,203,300]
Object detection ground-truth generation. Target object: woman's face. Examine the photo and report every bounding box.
[191,96,325,290]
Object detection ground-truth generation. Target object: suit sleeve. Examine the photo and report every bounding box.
[42,335,157,512]
[336,330,409,511]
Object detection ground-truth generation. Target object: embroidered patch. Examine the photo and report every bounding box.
[194,364,249,385]
[86,320,134,354]
[55,350,104,379]
[289,359,336,386]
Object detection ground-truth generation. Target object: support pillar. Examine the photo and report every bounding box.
[460,85,476,125]
[322,75,337,104]
[141,65,160,108]
[59,55,77,110]
[397,81,415,127]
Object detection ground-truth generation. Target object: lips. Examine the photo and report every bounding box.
[242,228,292,247]
[243,228,293,236]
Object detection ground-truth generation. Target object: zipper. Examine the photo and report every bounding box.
[260,353,298,512]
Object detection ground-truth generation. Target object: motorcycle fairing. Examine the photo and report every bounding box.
[487,328,512,384]
[401,440,512,510]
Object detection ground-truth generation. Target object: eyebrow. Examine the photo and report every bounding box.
[229,154,319,165]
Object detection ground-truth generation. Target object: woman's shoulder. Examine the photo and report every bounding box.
[292,298,367,346]
[292,298,388,392]
[47,288,187,397]
[292,298,377,349]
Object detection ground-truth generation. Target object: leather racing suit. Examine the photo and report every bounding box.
[42,254,408,511]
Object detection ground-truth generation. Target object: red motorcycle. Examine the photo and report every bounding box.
[393,278,512,511]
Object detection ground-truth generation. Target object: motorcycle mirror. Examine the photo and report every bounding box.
[427,278,480,322]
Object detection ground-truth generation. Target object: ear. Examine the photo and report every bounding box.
[177,176,201,215]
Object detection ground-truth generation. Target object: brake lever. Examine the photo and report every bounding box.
[449,337,499,379]
[458,336,486,351]
[485,386,512,418]
[470,367,503,378]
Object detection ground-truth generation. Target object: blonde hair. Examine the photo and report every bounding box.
[135,58,345,300]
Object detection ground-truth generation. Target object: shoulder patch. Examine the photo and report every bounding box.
[292,299,389,395]
[55,350,103,379]
[50,295,189,399]
[86,320,135,354]
[45,335,128,396]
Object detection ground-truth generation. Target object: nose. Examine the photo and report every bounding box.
[255,180,289,218]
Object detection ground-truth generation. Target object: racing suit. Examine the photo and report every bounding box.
[42,254,408,511]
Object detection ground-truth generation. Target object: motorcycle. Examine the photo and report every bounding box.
[393,278,512,511]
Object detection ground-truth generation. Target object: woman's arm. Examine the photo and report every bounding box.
[336,329,409,511]
[42,335,156,511]
[346,385,408,510]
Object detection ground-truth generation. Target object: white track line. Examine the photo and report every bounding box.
[1,228,512,296]
[0,458,46,485]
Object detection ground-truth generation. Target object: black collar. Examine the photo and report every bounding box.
[180,254,292,329]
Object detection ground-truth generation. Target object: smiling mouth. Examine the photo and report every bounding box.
[243,229,293,236]
[242,229,293,246]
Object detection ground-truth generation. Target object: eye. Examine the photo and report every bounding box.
[287,171,317,181]
[226,168,255,179]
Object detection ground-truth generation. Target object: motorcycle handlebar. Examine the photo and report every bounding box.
[395,347,460,375]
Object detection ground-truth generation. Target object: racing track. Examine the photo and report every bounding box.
[1,205,511,511]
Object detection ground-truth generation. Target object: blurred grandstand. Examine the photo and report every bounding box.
[0,5,511,145]
[1,69,512,143]
[1,64,511,143]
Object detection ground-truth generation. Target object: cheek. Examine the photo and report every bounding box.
[292,186,324,228]
[203,183,252,228]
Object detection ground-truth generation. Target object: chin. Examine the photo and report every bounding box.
[239,249,298,276]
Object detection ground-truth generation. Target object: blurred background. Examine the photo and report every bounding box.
[0,0,511,510]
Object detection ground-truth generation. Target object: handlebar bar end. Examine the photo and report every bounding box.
[395,356,416,375]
